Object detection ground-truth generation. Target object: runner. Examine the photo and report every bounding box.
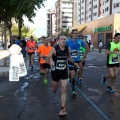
[26,36,37,69]
[66,29,87,96]
[47,35,78,116]
[77,35,89,84]
[101,33,120,93]
[37,37,52,84]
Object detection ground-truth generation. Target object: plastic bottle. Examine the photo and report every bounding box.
[51,61,55,71]
[9,54,19,81]
[18,53,27,77]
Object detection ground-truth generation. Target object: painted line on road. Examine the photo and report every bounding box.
[75,86,109,120]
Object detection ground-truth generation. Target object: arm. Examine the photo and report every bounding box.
[0,44,21,60]
[67,48,79,68]
[105,42,117,54]
[0,50,11,60]
[46,47,56,64]
[81,41,88,57]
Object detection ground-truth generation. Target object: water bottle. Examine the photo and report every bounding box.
[18,53,27,77]
[51,61,55,71]
[9,54,19,81]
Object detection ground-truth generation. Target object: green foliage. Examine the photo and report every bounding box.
[11,24,35,37]
[58,28,71,37]
[0,0,46,22]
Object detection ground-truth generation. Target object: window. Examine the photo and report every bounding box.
[89,1,91,4]
[89,8,91,11]
[82,0,84,3]
[93,12,97,16]
[105,7,109,12]
[62,26,66,28]
[94,5,97,9]
[89,15,91,18]
[105,0,109,3]
[62,21,72,23]
[82,12,84,15]
[103,9,104,13]
[94,0,97,1]
[81,18,84,21]
[82,6,84,9]
[114,2,120,8]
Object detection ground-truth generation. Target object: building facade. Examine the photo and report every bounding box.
[81,14,120,48]
[78,0,120,24]
[46,9,56,37]
[56,0,79,35]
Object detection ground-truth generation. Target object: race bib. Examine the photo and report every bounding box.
[30,47,34,50]
[71,50,78,58]
[79,51,84,57]
[56,60,66,70]
[112,56,118,64]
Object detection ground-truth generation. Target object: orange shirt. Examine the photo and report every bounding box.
[27,40,37,53]
[37,44,52,64]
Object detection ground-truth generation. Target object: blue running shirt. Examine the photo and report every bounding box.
[66,38,86,61]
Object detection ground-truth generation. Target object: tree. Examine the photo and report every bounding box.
[58,28,71,37]
[0,0,45,65]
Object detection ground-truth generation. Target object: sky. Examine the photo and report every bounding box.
[24,0,57,38]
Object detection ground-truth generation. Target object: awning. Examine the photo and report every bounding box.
[77,23,87,33]
[70,23,87,33]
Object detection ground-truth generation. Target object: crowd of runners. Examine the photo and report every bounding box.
[1,29,119,116]
[21,29,119,116]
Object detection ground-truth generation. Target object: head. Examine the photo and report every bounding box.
[78,35,84,40]
[43,37,49,45]
[114,33,120,43]
[71,29,78,39]
[58,35,67,46]
[17,36,20,40]
[30,36,34,41]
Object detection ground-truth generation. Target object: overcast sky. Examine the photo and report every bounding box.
[24,0,57,37]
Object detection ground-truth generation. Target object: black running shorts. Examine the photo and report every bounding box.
[68,61,79,71]
[28,52,35,55]
[51,69,68,81]
[41,63,50,69]
[107,63,119,68]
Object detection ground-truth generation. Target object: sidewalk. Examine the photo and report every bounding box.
[0,46,9,77]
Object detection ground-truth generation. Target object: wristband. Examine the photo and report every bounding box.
[7,50,11,56]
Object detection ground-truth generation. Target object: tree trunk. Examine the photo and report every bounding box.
[18,18,22,38]
[4,21,7,66]
[8,27,13,44]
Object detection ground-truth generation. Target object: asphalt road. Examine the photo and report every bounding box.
[0,51,120,120]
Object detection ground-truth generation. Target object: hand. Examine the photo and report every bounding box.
[74,63,79,69]
[8,44,21,55]
[81,57,85,62]
[115,52,120,55]
[49,58,54,66]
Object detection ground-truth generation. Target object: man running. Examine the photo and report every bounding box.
[77,35,89,84]
[47,35,78,116]
[66,29,87,96]
[26,36,37,69]
[37,37,52,84]
[101,33,120,93]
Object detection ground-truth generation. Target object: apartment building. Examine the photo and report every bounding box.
[55,0,79,35]
[78,0,120,24]
[46,9,56,37]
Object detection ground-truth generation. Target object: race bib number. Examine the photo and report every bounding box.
[30,47,34,50]
[79,51,84,57]
[112,56,118,64]
[56,60,66,70]
[71,50,78,58]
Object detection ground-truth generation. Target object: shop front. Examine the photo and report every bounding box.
[81,14,120,48]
